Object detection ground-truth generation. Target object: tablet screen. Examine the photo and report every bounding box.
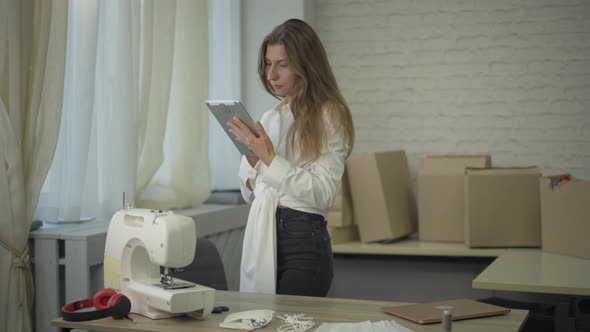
[206,100,258,156]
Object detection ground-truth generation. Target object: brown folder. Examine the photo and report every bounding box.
[383,299,510,324]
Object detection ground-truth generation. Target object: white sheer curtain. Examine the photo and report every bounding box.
[36,0,210,223]
[0,1,68,331]
[208,0,243,190]
[136,0,210,208]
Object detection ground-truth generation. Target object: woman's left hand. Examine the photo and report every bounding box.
[227,117,275,166]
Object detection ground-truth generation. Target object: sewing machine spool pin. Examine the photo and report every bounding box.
[122,192,134,210]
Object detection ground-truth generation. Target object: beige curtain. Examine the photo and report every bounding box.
[0,0,67,331]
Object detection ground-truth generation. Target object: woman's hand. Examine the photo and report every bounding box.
[227,117,275,166]
[246,156,259,167]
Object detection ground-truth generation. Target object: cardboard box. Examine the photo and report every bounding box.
[332,194,343,211]
[540,176,590,259]
[346,151,417,242]
[465,167,541,248]
[327,170,354,227]
[418,155,491,242]
[328,225,359,244]
[327,211,349,227]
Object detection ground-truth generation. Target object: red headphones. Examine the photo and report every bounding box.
[61,288,131,322]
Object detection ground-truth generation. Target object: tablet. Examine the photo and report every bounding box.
[206,100,259,156]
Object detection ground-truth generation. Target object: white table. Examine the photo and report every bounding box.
[332,236,512,257]
[472,250,590,296]
[30,204,249,332]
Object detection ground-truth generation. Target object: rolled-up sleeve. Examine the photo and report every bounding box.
[239,156,259,204]
[261,124,348,211]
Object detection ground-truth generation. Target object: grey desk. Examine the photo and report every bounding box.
[30,204,249,332]
[329,235,523,302]
[333,238,590,297]
[30,219,110,332]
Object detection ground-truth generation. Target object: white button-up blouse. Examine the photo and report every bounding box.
[238,101,348,294]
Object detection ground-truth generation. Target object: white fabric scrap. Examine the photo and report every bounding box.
[313,320,414,332]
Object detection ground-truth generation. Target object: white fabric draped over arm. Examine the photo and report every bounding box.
[238,156,260,204]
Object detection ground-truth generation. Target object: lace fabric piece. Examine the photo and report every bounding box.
[313,320,414,332]
[219,310,275,330]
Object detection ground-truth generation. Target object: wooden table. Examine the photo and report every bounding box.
[51,291,529,332]
[473,250,590,296]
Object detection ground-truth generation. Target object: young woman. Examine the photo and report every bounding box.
[227,18,354,297]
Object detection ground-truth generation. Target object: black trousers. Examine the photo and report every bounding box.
[275,207,334,297]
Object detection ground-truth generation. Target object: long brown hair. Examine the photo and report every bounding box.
[258,19,354,161]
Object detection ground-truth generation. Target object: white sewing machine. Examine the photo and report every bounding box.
[103,208,215,319]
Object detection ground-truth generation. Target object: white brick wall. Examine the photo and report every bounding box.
[318,0,590,181]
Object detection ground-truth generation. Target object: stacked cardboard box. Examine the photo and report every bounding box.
[417,154,544,248]
[540,176,590,259]
[418,155,491,242]
[346,150,417,242]
[327,170,359,244]
[465,167,542,248]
